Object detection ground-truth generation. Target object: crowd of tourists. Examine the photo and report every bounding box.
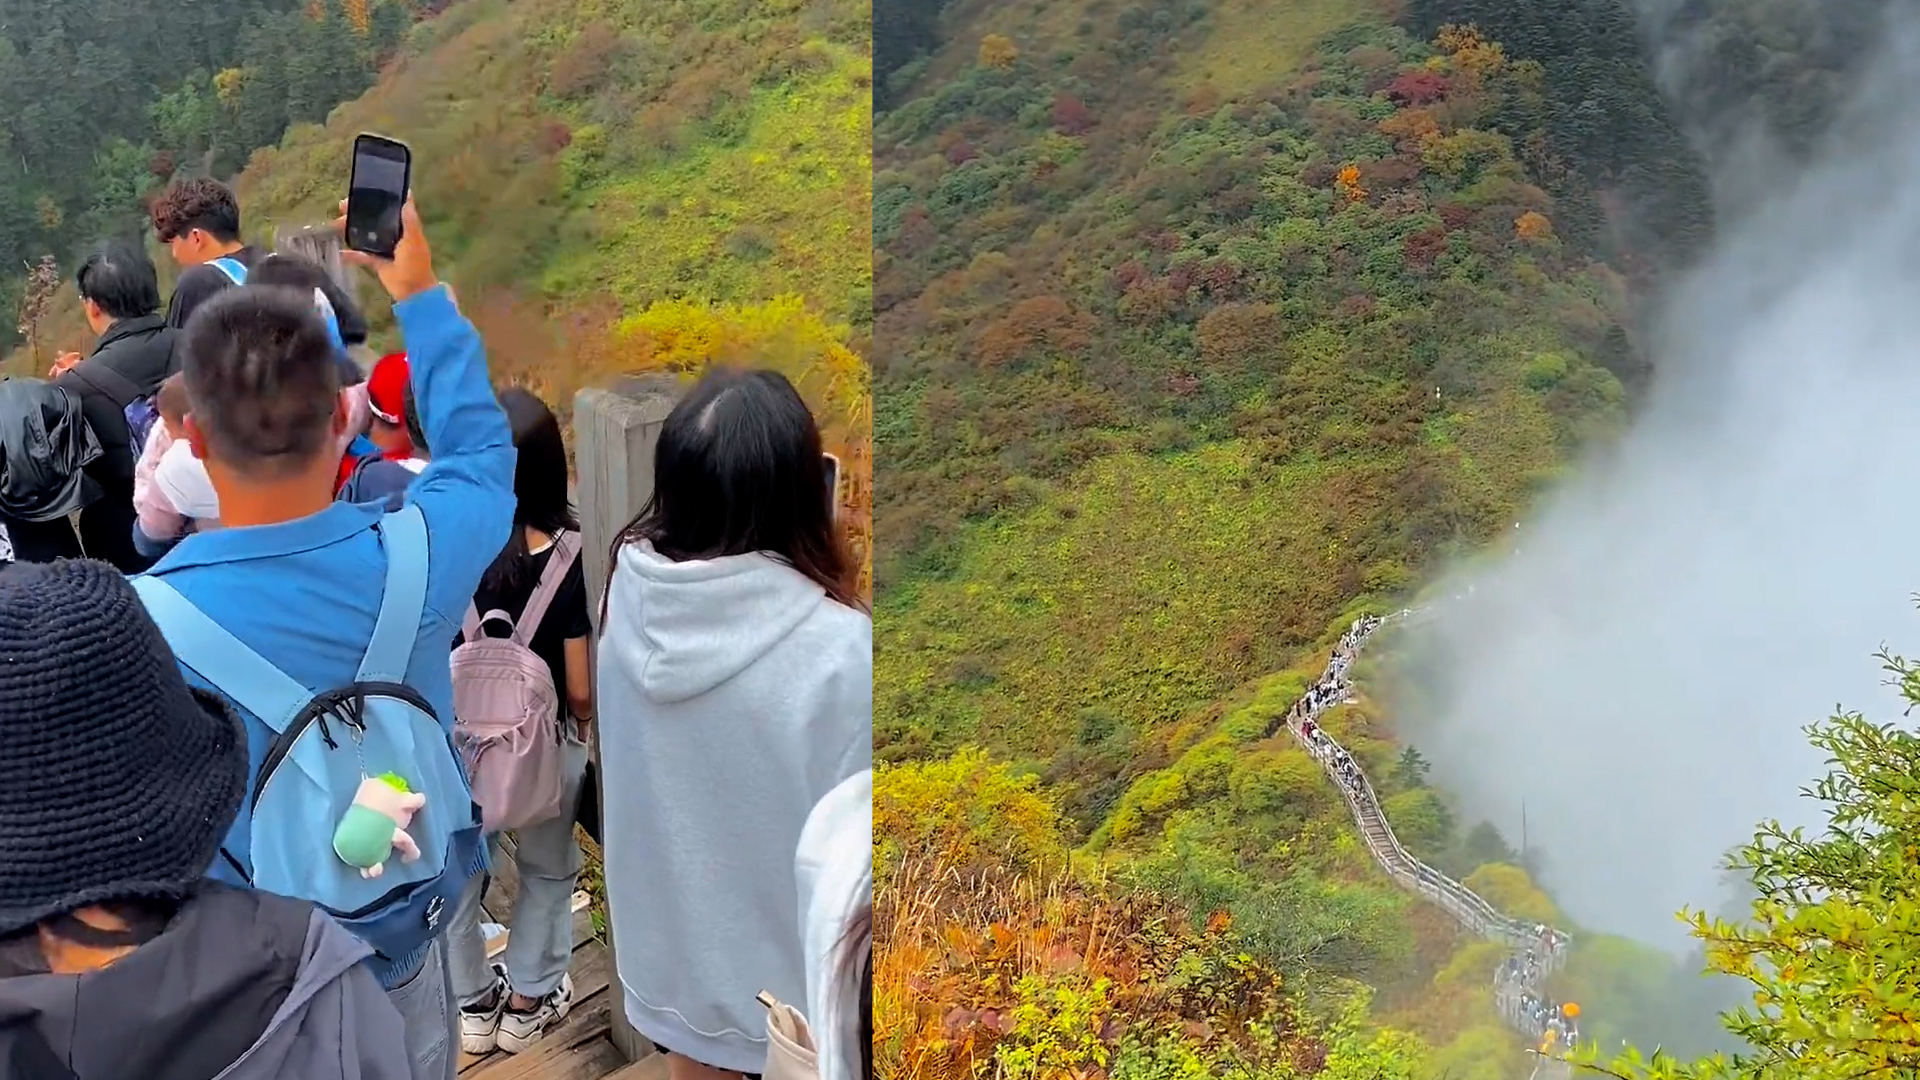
[1495,931,1579,1053]
[0,175,873,1080]
[1280,612,1583,1064]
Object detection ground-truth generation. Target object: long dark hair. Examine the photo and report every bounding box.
[481,387,578,594]
[846,903,873,1080]
[601,368,856,621]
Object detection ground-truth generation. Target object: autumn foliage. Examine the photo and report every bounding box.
[1335,163,1367,202]
[1051,92,1094,136]
[978,33,1018,70]
[972,296,1097,370]
[876,753,1322,1080]
[1515,210,1555,243]
[1386,70,1449,106]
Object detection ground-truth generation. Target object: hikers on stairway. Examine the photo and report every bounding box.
[132,196,513,1080]
[43,241,177,572]
[447,387,595,1057]
[598,368,873,1080]
[0,559,413,1079]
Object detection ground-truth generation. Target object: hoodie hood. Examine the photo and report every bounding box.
[612,540,829,703]
[0,883,377,1080]
[795,770,872,1080]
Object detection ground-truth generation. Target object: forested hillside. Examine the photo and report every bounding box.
[872,0,1749,1076]
[9,0,875,586]
[0,0,413,337]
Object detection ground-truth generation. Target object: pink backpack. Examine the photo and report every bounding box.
[452,530,580,833]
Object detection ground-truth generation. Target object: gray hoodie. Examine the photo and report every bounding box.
[599,541,871,1074]
[0,882,410,1080]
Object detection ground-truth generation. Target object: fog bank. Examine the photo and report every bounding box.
[1389,21,1920,949]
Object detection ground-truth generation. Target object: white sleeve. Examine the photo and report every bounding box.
[154,442,221,520]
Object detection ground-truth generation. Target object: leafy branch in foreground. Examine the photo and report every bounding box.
[1574,644,1920,1079]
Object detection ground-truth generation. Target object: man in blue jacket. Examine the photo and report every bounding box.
[138,199,515,1080]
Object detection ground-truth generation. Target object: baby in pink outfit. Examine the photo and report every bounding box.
[134,376,372,543]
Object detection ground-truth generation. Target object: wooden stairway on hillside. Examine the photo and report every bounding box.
[456,839,665,1080]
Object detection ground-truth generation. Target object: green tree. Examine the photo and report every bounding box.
[1394,745,1431,789]
[1592,643,1920,1078]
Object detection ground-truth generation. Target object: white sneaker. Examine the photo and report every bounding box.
[496,973,574,1054]
[458,966,509,1054]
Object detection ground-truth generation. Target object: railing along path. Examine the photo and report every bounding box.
[1277,612,1579,1077]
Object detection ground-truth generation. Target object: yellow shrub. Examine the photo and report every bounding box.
[874,748,1068,889]
[979,33,1019,69]
[1462,863,1563,925]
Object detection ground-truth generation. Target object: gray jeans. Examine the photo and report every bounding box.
[449,734,590,1004]
[387,935,457,1080]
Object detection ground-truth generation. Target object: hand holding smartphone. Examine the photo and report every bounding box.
[336,133,438,303]
[345,134,411,259]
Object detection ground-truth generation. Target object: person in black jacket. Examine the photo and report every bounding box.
[149,177,369,344]
[47,242,174,572]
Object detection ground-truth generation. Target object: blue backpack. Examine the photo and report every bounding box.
[128,257,251,451]
[129,504,482,968]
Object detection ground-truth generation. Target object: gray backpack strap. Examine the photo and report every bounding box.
[512,531,581,646]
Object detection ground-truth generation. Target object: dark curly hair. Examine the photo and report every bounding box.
[150,177,241,244]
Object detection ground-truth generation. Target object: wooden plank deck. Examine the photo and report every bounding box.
[457,838,662,1080]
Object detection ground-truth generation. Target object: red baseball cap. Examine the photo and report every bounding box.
[367,353,409,425]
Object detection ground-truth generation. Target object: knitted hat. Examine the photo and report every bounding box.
[0,560,247,936]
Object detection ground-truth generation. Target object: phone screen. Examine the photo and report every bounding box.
[823,452,841,522]
[346,135,411,258]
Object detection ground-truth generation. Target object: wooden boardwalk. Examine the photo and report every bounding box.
[456,840,664,1080]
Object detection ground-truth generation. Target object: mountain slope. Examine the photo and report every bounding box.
[873,0,1723,1075]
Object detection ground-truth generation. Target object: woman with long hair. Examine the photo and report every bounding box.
[446,387,596,1056]
[598,368,871,1080]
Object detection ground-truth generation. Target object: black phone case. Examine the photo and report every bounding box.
[347,137,410,258]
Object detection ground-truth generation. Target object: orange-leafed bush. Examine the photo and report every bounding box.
[1335,163,1367,202]
[1515,210,1555,243]
[876,751,1323,1080]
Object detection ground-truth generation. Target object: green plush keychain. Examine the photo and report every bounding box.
[332,772,427,879]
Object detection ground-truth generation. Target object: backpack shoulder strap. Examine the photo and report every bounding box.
[129,575,313,733]
[209,257,247,285]
[513,530,581,646]
[360,502,429,683]
[66,361,145,409]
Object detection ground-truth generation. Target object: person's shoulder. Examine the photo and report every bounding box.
[186,881,316,957]
[175,261,228,288]
[799,597,872,670]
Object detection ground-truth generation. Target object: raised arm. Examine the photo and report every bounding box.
[339,198,514,623]
[393,285,514,617]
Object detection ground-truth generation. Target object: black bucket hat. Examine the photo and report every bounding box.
[0,559,247,936]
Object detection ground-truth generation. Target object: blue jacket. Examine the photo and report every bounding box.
[137,286,514,978]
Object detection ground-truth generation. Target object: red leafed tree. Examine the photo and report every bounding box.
[1110,260,1149,293]
[1195,260,1241,296]
[1403,226,1448,269]
[944,138,980,166]
[1386,70,1450,106]
[973,296,1096,368]
[1051,92,1094,135]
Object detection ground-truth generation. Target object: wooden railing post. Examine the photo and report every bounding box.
[574,375,685,1063]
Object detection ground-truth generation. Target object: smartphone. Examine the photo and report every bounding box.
[345,133,411,258]
[822,452,841,522]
